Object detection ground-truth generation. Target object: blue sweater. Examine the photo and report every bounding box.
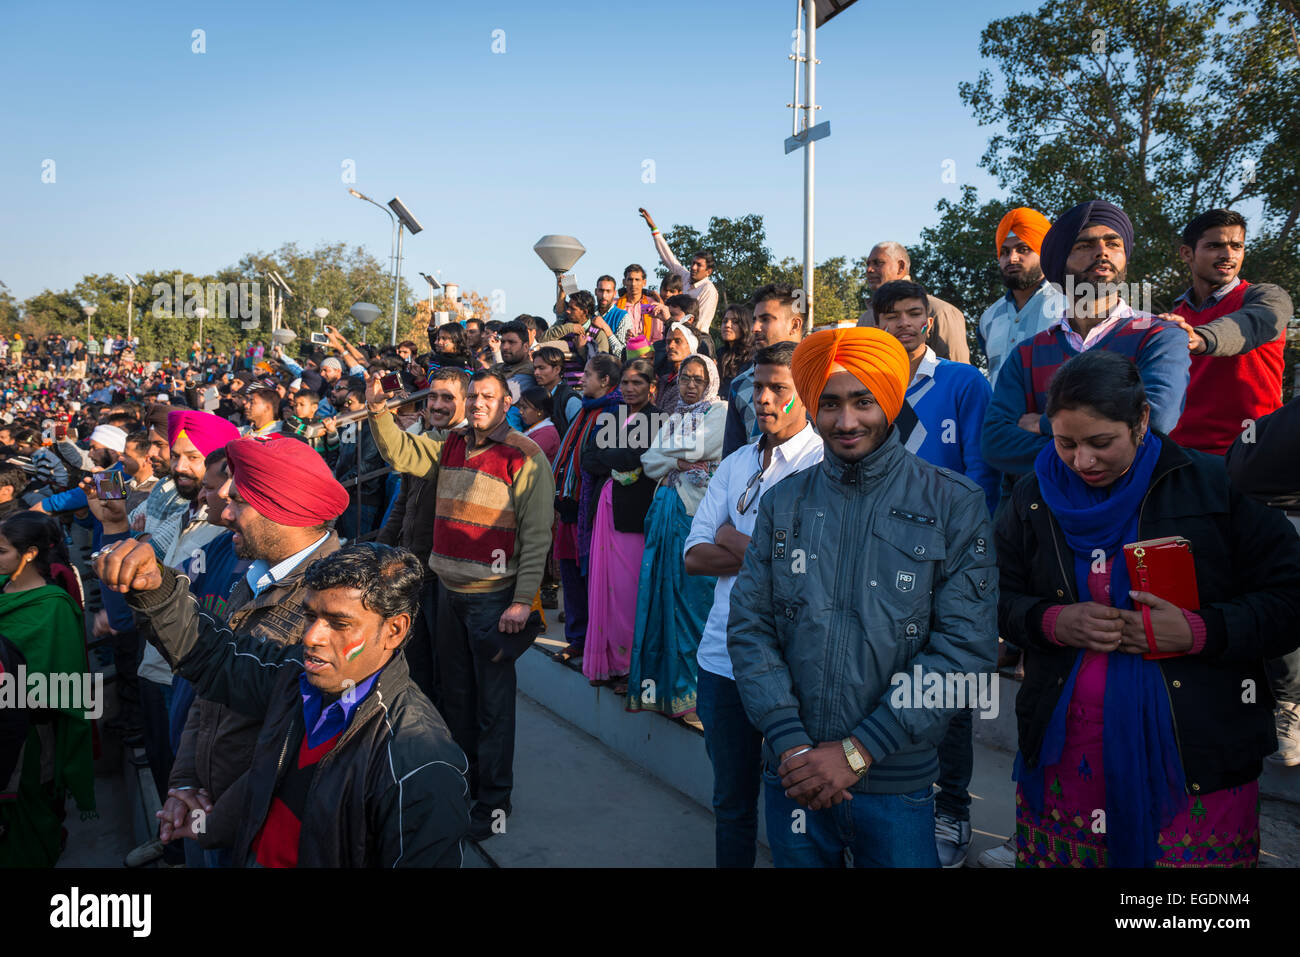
[981,314,1189,478]
[904,357,999,515]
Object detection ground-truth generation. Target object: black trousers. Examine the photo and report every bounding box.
[436,583,517,811]
[403,575,442,711]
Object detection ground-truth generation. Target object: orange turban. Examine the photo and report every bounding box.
[790,327,910,424]
[995,207,1051,255]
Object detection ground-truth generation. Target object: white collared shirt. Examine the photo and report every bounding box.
[908,346,941,389]
[685,423,824,680]
[1051,298,1139,352]
[245,531,331,598]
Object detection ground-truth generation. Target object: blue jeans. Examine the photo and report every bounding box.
[557,556,587,647]
[763,770,940,867]
[696,668,763,867]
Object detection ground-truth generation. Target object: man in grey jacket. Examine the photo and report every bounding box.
[727,327,998,867]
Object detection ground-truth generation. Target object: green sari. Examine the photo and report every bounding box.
[0,582,95,867]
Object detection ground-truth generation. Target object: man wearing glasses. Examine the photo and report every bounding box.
[683,341,822,867]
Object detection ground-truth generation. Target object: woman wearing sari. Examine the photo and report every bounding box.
[551,354,625,662]
[627,353,726,720]
[0,512,95,867]
[998,351,1300,867]
[581,358,660,692]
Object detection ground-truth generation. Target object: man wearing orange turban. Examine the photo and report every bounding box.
[791,327,911,461]
[729,324,998,870]
[979,206,1056,387]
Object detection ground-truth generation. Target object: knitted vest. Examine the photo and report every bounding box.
[429,430,538,591]
[1016,316,1167,414]
[1169,280,1283,455]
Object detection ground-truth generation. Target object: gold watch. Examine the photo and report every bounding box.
[842,738,868,778]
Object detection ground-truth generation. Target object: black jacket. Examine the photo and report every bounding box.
[581,403,660,534]
[997,434,1300,796]
[132,567,469,867]
[1225,394,1300,509]
[334,419,387,501]
[376,473,437,568]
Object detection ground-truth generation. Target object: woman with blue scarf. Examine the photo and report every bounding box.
[998,350,1300,867]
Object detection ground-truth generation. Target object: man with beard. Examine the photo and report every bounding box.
[587,275,630,352]
[981,199,1190,486]
[856,241,971,364]
[977,208,1056,386]
[376,367,470,705]
[30,424,129,514]
[493,320,536,432]
[155,434,348,865]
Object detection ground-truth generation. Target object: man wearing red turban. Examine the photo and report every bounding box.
[728,324,998,869]
[978,207,1056,387]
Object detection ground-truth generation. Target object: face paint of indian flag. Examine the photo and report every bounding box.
[344,638,366,662]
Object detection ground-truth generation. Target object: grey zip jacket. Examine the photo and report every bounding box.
[726,428,999,793]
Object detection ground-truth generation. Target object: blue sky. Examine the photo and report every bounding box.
[1,0,1036,315]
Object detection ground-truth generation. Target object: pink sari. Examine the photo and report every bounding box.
[582,481,644,681]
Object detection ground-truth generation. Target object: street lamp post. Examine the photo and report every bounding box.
[314,307,329,331]
[348,188,398,333]
[350,302,382,346]
[194,306,209,349]
[82,303,97,345]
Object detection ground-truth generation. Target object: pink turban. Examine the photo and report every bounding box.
[167,409,241,458]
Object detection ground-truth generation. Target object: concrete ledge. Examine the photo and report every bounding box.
[516,646,716,810]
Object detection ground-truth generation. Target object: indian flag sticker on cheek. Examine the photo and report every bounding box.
[344,639,366,662]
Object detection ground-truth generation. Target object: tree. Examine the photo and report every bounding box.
[958,0,1299,310]
[906,186,1016,369]
[659,214,774,306]
[764,256,866,329]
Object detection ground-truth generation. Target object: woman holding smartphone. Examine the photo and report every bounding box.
[997,350,1300,867]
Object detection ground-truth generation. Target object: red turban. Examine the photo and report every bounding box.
[225,435,350,527]
[167,409,240,458]
[790,327,911,424]
[995,207,1051,255]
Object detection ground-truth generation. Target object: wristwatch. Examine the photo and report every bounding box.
[842,738,868,778]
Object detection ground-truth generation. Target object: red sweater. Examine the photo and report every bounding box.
[1169,280,1284,455]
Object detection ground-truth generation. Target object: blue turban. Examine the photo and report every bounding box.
[1039,199,1135,288]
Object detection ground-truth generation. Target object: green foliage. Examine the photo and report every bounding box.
[659,214,774,306]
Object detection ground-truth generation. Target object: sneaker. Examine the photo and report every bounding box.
[124,837,165,868]
[1269,702,1300,766]
[976,837,1017,868]
[934,814,971,868]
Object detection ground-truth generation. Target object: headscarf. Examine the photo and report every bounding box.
[167,409,240,458]
[667,322,700,355]
[790,327,910,424]
[995,207,1051,255]
[225,434,349,527]
[659,354,722,491]
[1039,199,1134,289]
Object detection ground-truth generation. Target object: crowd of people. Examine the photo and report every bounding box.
[2,200,1299,869]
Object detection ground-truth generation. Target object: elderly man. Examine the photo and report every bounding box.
[857,242,971,364]
[155,435,349,865]
[96,540,469,867]
[981,199,1190,484]
[727,327,998,868]
[366,369,553,842]
[977,208,1056,385]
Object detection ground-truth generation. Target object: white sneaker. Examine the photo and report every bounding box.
[1269,702,1300,766]
[976,837,1017,868]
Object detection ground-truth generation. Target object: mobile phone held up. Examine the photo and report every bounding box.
[310,332,330,346]
[380,373,401,394]
[93,470,127,501]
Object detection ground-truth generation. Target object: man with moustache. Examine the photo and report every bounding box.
[977,208,1056,386]
[156,435,348,864]
[722,283,806,456]
[727,327,997,868]
[981,199,1190,485]
[376,367,470,705]
[857,242,971,364]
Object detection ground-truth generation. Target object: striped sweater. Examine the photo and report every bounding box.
[369,410,555,605]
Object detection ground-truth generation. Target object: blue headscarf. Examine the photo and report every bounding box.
[1014,430,1187,867]
[1039,199,1135,289]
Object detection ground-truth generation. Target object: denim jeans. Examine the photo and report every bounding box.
[557,557,587,647]
[336,502,378,543]
[763,769,940,867]
[436,582,517,810]
[696,668,763,868]
[934,708,973,821]
[403,575,442,711]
